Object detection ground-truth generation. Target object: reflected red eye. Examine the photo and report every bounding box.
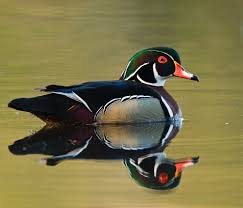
[158,56,168,64]
[158,172,169,184]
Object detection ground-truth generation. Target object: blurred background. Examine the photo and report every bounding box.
[0,0,242,207]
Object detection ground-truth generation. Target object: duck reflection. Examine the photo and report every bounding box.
[8,120,199,190]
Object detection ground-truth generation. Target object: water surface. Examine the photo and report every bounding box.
[0,1,242,208]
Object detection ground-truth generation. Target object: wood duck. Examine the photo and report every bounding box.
[8,47,199,125]
[124,153,199,190]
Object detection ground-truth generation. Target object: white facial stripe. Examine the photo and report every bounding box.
[135,63,174,86]
[123,49,175,80]
[52,91,93,112]
[121,60,132,78]
[124,62,149,80]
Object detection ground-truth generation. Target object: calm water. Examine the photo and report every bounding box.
[0,0,242,208]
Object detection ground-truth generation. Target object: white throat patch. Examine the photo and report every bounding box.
[136,63,169,87]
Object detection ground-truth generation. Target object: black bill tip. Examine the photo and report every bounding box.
[191,75,199,82]
[192,156,200,164]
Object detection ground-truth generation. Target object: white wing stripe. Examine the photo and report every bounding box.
[52,91,93,112]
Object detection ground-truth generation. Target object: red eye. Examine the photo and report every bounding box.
[158,56,168,64]
[158,172,169,184]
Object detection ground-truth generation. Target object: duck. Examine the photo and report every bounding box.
[8,47,199,125]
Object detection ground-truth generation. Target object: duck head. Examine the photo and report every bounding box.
[120,47,199,86]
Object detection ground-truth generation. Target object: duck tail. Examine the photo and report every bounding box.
[8,95,58,114]
[8,97,36,112]
[8,94,93,124]
[8,94,77,122]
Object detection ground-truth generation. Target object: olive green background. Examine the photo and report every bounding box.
[0,0,242,207]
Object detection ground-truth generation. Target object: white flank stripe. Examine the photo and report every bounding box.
[52,91,93,112]
[121,96,131,102]
[130,95,138,99]
[103,98,120,114]
[160,96,173,118]
[94,105,103,121]
[137,95,151,99]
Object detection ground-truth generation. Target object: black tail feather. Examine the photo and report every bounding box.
[8,94,78,123]
[8,98,33,112]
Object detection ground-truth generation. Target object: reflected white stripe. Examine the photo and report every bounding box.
[51,137,92,159]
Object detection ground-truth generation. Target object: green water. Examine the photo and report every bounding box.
[0,0,242,207]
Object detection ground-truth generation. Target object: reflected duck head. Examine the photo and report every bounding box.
[120,47,199,86]
[124,153,199,190]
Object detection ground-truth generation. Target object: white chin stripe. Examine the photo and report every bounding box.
[135,63,168,86]
[136,74,166,87]
[52,91,93,112]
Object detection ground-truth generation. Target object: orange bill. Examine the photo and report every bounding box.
[173,61,199,81]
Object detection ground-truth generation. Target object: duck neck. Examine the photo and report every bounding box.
[148,86,181,117]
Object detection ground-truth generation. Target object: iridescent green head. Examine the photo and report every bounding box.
[120,47,199,86]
